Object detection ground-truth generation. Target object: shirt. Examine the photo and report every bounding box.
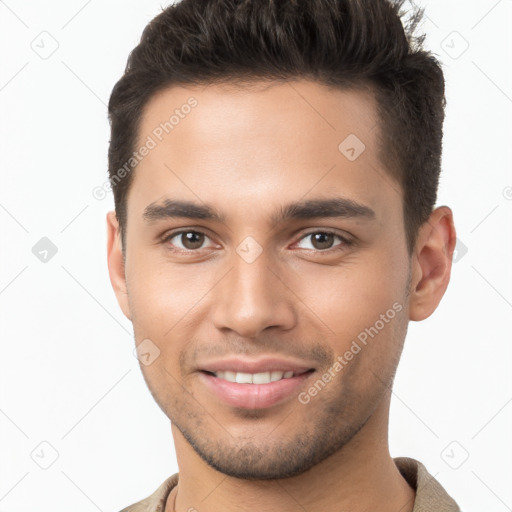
[118,457,461,512]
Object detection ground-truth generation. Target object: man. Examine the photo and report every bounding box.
[106,0,460,510]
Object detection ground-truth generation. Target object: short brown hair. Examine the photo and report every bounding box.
[108,0,446,254]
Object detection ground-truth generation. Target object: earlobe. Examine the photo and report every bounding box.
[408,206,457,322]
[106,211,132,321]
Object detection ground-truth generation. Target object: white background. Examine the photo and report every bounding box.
[0,0,511,511]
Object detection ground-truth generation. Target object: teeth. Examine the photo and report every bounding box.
[224,370,236,382]
[235,372,253,384]
[253,372,271,384]
[213,370,296,383]
[270,371,284,382]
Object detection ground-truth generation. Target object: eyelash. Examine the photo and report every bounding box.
[160,229,354,255]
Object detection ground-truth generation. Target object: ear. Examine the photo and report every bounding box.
[106,211,132,321]
[408,206,457,321]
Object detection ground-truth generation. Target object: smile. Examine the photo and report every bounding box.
[199,369,315,409]
[212,370,301,384]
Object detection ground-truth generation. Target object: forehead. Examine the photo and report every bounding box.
[127,79,399,226]
[138,79,379,154]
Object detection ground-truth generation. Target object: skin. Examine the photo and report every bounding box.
[107,79,456,512]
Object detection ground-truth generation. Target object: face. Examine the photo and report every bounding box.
[110,80,415,479]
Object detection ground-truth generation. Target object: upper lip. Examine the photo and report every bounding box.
[199,357,315,375]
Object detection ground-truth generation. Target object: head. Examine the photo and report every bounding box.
[107,0,456,479]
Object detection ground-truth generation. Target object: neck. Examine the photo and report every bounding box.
[167,392,415,512]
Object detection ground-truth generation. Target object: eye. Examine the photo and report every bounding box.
[161,229,353,254]
[163,230,214,251]
[295,231,351,252]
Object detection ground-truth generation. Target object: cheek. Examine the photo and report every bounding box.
[292,251,407,343]
[126,251,216,334]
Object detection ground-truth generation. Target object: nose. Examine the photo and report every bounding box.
[211,249,297,339]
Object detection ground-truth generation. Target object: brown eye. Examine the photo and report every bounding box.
[310,232,335,250]
[181,231,205,249]
[296,231,349,252]
[166,231,210,250]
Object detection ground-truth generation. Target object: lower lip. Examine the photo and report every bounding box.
[198,371,313,409]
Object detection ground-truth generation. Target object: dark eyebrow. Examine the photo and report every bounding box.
[271,197,375,224]
[143,199,226,223]
[142,197,375,224]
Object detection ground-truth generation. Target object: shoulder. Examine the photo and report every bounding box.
[118,473,179,512]
[394,457,461,511]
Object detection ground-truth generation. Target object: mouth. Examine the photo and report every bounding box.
[198,362,316,409]
[202,369,312,384]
